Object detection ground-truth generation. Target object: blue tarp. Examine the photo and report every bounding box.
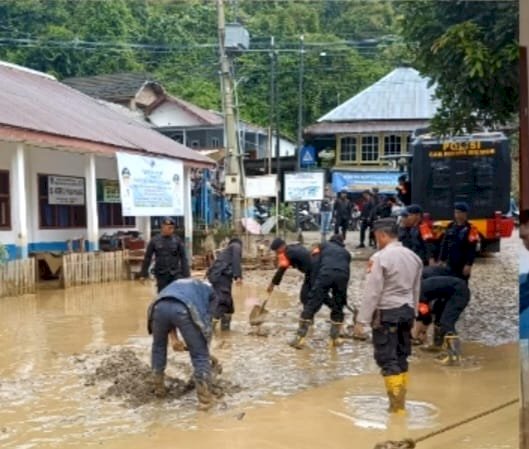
[331,170,401,193]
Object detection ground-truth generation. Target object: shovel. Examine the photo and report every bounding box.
[249,294,270,327]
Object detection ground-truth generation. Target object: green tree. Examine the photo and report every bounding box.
[398,1,518,134]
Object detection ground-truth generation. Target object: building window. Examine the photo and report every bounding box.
[406,134,413,152]
[0,170,10,229]
[361,136,379,162]
[384,135,401,156]
[96,179,135,228]
[38,174,87,228]
[340,137,357,162]
[98,203,135,228]
[211,137,220,148]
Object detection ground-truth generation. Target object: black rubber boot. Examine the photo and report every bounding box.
[220,314,232,331]
[289,319,312,349]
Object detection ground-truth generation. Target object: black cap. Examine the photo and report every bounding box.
[373,217,399,235]
[406,204,423,215]
[162,217,175,225]
[400,209,410,217]
[270,238,285,251]
[454,202,470,212]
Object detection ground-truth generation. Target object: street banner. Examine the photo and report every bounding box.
[284,171,325,202]
[245,174,277,198]
[116,152,184,216]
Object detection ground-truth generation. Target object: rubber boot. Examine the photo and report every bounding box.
[383,374,406,415]
[220,314,232,331]
[421,325,443,352]
[289,319,312,349]
[212,318,220,332]
[152,372,166,398]
[395,373,407,413]
[435,333,461,366]
[196,379,216,411]
[329,321,345,347]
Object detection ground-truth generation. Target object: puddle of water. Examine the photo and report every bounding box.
[0,275,519,449]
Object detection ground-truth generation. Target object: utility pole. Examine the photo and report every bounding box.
[217,0,243,232]
[295,35,305,232]
[297,35,305,150]
[268,36,275,175]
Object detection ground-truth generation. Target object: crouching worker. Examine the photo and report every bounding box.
[353,218,422,415]
[412,276,470,366]
[147,278,218,411]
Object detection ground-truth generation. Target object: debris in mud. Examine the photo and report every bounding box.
[373,439,415,449]
[84,348,242,408]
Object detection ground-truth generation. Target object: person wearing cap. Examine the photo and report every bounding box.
[140,217,190,292]
[398,204,435,266]
[289,234,351,349]
[411,276,470,366]
[267,238,314,305]
[206,238,243,331]
[437,202,479,282]
[353,218,422,414]
[147,278,221,410]
[333,190,353,240]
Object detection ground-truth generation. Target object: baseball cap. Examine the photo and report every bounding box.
[162,217,175,225]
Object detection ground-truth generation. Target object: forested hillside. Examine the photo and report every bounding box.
[0,0,518,135]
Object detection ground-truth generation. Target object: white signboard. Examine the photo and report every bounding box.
[245,175,277,198]
[284,171,325,202]
[48,176,85,205]
[116,153,184,217]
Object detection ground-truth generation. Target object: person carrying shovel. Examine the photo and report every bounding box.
[267,238,314,304]
[289,234,351,349]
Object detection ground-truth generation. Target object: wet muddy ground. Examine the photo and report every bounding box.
[0,231,520,448]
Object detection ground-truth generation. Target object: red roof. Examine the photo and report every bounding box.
[0,62,214,167]
[160,96,224,126]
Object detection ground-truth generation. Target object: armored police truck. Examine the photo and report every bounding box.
[410,132,514,252]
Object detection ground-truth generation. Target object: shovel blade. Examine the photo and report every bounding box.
[249,304,269,325]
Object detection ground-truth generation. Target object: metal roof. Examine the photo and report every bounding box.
[318,68,440,122]
[62,72,155,102]
[0,61,213,167]
[304,119,430,136]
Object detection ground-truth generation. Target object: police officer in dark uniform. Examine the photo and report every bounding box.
[140,217,190,292]
[290,234,351,349]
[412,276,470,366]
[438,202,479,282]
[206,238,242,331]
[267,238,313,305]
[333,190,352,240]
[398,204,435,266]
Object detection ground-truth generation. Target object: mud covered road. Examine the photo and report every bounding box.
[0,232,520,448]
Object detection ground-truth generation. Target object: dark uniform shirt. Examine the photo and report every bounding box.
[333,198,352,221]
[398,225,431,266]
[206,239,242,283]
[439,221,478,278]
[141,234,190,279]
[317,239,351,277]
[272,244,312,286]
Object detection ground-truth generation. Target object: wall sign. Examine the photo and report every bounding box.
[48,175,85,205]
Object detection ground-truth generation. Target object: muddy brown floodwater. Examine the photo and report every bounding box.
[0,233,520,449]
